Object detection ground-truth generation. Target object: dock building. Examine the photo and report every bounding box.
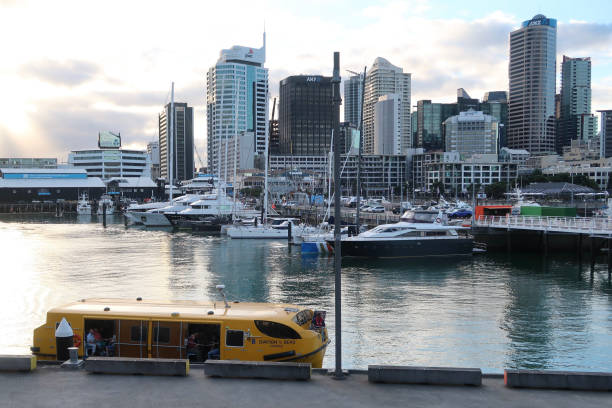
[0,168,105,203]
[68,149,151,180]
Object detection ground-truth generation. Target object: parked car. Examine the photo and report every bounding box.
[369,205,385,213]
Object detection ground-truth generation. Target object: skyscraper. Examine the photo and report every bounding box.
[278,75,334,156]
[363,58,411,154]
[374,94,402,154]
[344,73,363,127]
[159,102,194,182]
[557,56,597,152]
[599,110,612,158]
[415,100,457,151]
[508,14,557,154]
[206,35,268,175]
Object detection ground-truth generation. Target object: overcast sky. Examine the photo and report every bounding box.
[1,0,611,163]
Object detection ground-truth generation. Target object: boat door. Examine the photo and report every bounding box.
[151,320,183,359]
[116,319,149,358]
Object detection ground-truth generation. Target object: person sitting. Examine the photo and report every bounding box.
[105,334,116,357]
[207,342,220,360]
[93,328,106,355]
[86,329,96,357]
[186,334,200,361]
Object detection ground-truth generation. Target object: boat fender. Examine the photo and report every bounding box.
[435,217,442,223]
[73,333,82,348]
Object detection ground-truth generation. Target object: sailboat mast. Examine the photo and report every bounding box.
[169,82,174,202]
[232,86,239,220]
[263,88,270,224]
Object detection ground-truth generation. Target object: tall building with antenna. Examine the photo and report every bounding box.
[206,33,269,174]
[508,14,557,154]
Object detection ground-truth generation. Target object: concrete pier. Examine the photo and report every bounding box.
[1,366,610,408]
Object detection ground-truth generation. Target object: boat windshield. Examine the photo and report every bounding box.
[292,309,314,327]
[400,211,438,223]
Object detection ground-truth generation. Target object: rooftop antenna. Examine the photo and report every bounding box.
[216,284,230,308]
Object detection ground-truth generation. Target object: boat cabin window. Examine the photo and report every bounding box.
[398,231,421,237]
[130,326,148,342]
[153,326,170,343]
[424,231,448,237]
[226,330,244,347]
[293,310,314,327]
[255,320,301,339]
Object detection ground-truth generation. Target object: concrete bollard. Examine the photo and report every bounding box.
[55,318,73,362]
[61,346,84,369]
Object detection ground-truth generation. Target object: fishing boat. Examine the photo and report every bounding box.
[76,193,91,215]
[30,287,329,367]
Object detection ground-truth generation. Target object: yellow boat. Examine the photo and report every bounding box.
[31,296,329,368]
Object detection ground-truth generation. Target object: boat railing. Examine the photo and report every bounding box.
[474,215,612,234]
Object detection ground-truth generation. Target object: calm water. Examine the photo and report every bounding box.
[1,214,612,372]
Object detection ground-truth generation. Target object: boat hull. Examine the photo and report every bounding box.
[130,212,172,227]
[333,237,474,258]
[227,227,288,239]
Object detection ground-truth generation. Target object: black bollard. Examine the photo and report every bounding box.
[590,236,595,275]
[55,317,73,362]
[102,203,107,227]
[288,221,292,245]
[124,214,128,227]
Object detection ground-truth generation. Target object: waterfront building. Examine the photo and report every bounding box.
[600,110,612,158]
[415,100,457,151]
[444,110,498,158]
[508,14,557,154]
[374,94,402,154]
[206,35,268,174]
[557,56,597,153]
[159,102,194,183]
[147,141,160,180]
[105,176,159,201]
[499,147,530,165]
[363,57,411,154]
[421,154,518,194]
[68,148,151,180]
[0,158,57,169]
[344,73,363,127]
[269,154,408,197]
[0,168,105,203]
[541,157,612,190]
[278,75,334,156]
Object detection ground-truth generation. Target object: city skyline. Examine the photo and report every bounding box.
[1,0,611,160]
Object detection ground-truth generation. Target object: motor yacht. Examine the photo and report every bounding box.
[327,222,473,258]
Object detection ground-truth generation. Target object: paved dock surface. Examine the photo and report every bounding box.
[1,366,610,408]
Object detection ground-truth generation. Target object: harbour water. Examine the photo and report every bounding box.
[1,215,612,373]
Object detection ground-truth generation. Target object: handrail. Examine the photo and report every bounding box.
[474,215,612,233]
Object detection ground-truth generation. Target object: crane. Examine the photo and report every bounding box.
[194,146,205,171]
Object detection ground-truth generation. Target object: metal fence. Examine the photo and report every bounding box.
[474,215,612,234]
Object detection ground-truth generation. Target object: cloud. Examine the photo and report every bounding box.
[558,22,612,55]
[21,59,101,86]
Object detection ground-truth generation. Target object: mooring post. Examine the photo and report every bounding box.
[590,235,595,275]
[102,203,107,228]
[506,228,511,253]
[577,233,582,263]
[542,230,548,257]
[288,221,292,245]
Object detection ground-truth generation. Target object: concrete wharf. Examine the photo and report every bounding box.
[474,215,612,235]
[2,365,610,408]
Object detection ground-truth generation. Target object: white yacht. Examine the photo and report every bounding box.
[124,201,173,224]
[130,194,207,227]
[76,193,91,215]
[178,192,259,221]
[226,218,309,239]
[96,194,114,215]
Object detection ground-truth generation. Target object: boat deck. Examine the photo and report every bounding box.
[2,366,609,408]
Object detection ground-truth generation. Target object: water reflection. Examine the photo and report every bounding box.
[1,216,612,372]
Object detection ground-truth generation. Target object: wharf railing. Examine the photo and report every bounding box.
[474,215,612,235]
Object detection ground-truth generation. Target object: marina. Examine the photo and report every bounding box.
[2,215,612,373]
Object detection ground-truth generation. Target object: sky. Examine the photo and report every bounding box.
[0,0,611,164]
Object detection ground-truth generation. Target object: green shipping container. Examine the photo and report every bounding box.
[520,206,576,217]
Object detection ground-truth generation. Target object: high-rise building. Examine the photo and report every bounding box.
[508,14,557,154]
[415,100,457,151]
[600,110,612,158]
[206,35,268,174]
[159,102,194,182]
[278,75,334,156]
[480,94,508,150]
[344,73,363,127]
[147,141,160,180]
[444,110,498,158]
[483,92,508,103]
[374,94,402,154]
[456,88,479,112]
[557,56,597,152]
[363,58,411,154]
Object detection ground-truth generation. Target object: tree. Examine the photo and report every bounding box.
[485,182,508,199]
